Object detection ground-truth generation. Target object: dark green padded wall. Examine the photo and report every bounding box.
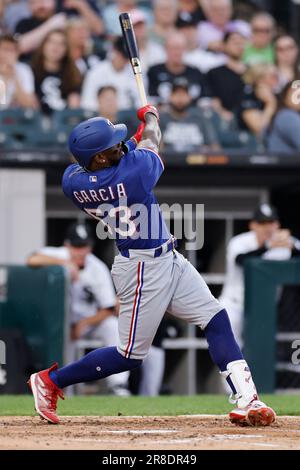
[0,266,67,369]
[244,259,300,392]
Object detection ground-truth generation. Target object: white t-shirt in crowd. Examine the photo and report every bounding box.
[140,41,166,72]
[81,60,140,111]
[0,61,34,109]
[184,49,226,73]
[39,246,116,323]
[220,231,294,314]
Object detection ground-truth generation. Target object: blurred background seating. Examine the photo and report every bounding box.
[1,0,300,156]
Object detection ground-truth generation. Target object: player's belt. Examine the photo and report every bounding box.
[120,237,177,259]
[153,237,177,257]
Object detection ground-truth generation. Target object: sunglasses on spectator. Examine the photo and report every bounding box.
[253,27,272,34]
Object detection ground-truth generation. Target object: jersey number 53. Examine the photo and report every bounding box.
[84,206,137,238]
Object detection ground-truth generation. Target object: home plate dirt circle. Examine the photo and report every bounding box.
[0,416,300,450]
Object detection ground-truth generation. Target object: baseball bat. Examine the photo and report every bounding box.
[119,12,148,107]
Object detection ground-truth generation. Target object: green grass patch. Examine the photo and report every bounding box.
[0,394,300,417]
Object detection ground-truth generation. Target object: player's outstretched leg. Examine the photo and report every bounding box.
[204,309,276,427]
[27,347,142,424]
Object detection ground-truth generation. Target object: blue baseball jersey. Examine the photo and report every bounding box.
[62,146,171,250]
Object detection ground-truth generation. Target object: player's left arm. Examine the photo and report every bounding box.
[136,105,161,154]
[128,105,164,191]
[138,113,161,154]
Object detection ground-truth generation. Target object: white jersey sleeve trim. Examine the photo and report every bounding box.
[138,147,165,170]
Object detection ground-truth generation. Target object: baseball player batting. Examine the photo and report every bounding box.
[27,108,275,427]
[29,105,276,426]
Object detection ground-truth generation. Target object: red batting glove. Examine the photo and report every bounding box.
[137,104,159,123]
[132,122,146,144]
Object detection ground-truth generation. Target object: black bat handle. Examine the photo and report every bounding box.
[119,13,140,62]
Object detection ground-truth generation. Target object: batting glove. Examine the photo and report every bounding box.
[132,122,146,144]
[137,104,159,123]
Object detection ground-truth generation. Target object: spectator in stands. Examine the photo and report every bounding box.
[57,0,103,36]
[103,0,152,37]
[149,0,178,46]
[238,63,278,137]
[81,36,139,112]
[96,86,138,137]
[219,204,300,345]
[266,81,300,154]
[27,222,130,396]
[207,31,247,121]
[160,77,219,153]
[148,31,209,105]
[97,85,119,124]
[66,17,101,77]
[128,9,166,72]
[0,34,37,109]
[31,29,81,114]
[15,0,67,60]
[198,0,250,53]
[177,15,226,73]
[274,35,300,92]
[243,12,275,66]
[177,0,204,25]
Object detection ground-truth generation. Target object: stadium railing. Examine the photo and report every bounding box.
[0,107,260,153]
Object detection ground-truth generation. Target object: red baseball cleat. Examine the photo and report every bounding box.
[27,363,64,424]
[229,399,276,427]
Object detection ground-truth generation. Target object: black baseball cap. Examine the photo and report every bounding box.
[176,13,199,29]
[252,204,279,223]
[171,77,190,92]
[64,223,94,247]
[113,36,128,59]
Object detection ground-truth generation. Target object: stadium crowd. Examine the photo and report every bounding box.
[0,0,300,155]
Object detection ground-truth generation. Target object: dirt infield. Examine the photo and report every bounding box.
[0,415,299,450]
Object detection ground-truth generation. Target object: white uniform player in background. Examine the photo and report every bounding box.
[220,203,300,346]
[27,223,130,396]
